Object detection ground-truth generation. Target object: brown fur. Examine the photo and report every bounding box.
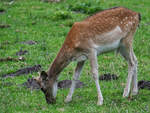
[48,7,140,78]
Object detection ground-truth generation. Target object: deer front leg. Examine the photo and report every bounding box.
[89,49,103,106]
[65,61,85,103]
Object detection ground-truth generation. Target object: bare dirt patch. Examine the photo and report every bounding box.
[138,80,150,90]
[16,49,28,56]
[2,65,41,78]
[99,73,118,81]
[22,78,85,90]
[0,9,5,14]
[0,24,10,28]
[58,80,84,89]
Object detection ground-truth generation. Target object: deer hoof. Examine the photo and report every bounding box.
[64,97,72,103]
[97,100,103,106]
[132,90,138,96]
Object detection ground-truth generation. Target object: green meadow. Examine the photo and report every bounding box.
[0,0,150,112]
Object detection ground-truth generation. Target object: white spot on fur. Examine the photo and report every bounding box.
[75,42,80,47]
[129,22,132,25]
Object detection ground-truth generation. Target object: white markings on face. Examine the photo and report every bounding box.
[52,82,58,98]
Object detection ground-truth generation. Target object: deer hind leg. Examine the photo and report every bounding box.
[119,40,138,97]
[130,49,138,95]
[88,49,103,105]
[65,61,85,103]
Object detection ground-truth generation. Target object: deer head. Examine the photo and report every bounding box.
[35,71,57,104]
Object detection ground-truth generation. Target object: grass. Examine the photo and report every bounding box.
[0,0,150,112]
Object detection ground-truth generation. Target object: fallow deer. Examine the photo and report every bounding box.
[35,7,141,105]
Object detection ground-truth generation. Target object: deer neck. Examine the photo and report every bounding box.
[47,45,73,80]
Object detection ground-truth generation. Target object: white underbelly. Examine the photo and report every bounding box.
[73,40,120,62]
[94,40,120,54]
[92,26,123,54]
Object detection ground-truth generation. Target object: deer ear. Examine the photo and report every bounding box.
[40,71,48,80]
